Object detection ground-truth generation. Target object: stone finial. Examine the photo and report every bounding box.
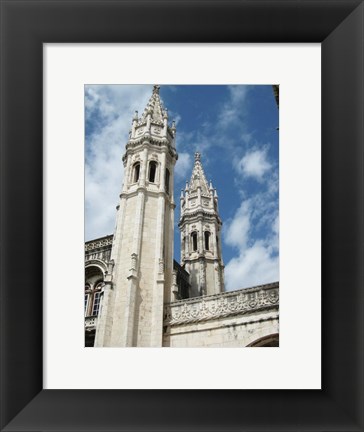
[153,85,160,94]
[133,110,138,120]
[194,152,201,162]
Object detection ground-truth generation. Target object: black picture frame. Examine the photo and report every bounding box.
[1,1,363,431]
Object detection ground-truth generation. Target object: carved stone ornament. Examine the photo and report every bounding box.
[158,258,164,274]
[163,283,279,326]
[85,236,113,251]
[130,253,138,271]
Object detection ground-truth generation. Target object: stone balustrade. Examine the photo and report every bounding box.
[85,316,98,330]
[164,282,279,326]
[85,235,113,252]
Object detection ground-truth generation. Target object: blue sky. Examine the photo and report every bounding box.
[85,85,279,291]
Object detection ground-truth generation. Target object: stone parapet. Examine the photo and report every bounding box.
[164,281,279,326]
[85,234,113,252]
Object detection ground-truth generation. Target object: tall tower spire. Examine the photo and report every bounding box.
[95,85,178,347]
[179,153,224,297]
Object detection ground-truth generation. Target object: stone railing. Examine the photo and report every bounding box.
[164,282,279,326]
[85,235,113,252]
[85,316,98,330]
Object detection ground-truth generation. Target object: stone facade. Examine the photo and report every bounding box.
[163,282,279,347]
[85,85,279,348]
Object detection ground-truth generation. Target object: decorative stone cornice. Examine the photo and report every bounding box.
[85,235,113,252]
[163,282,279,326]
[125,138,178,161]
[178,211,222,227]
[120,188,175,202]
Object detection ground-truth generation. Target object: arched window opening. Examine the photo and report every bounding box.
[165,168,170,194]
[204,231,211,250]
[149,161,157,183]
[84,294,89,313]
[92,291,102,316]
[133,163,140,183]
[191,232,198,252]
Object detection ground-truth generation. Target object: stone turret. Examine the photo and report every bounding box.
[94,85,178,347]
[179,152,224,297]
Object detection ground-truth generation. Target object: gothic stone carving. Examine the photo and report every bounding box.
[163,282,279,326]
[85,235,113,252]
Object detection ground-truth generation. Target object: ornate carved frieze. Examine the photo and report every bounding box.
[85,235,113,262]
[163,282,279,326]
[85,235,113,252]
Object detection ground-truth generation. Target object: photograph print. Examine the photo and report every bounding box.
[84,84,279,347]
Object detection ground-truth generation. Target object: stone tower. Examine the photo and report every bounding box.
[179,153,224,297]
[94,85,178,347]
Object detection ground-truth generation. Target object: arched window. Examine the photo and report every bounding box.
[204,231,211,250]
[165,168,170,194]
[191,232,198,252]
[84,284,91,315]
[149,161,157,183]
[133,162,140,183]
[92,291,102,316]
[84,267,104,349]
[84,294,89,314]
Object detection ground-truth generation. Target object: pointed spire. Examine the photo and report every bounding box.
[141,85,164,122]
[188,152,209,195]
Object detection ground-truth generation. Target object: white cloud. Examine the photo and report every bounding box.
[224,201,251,249]
[217,85,249,129]
[175,152,192,181]
[223,191,279,291]
[224,242,279,291]
[238,148,271,181]
[85,85,152,241]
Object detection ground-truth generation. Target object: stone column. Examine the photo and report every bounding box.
[150,151,167,346]
[94,279,112,347]
[211,224,218,259]
[122,155,132,193]
[199,221,204,254]
[140,147,149,187]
